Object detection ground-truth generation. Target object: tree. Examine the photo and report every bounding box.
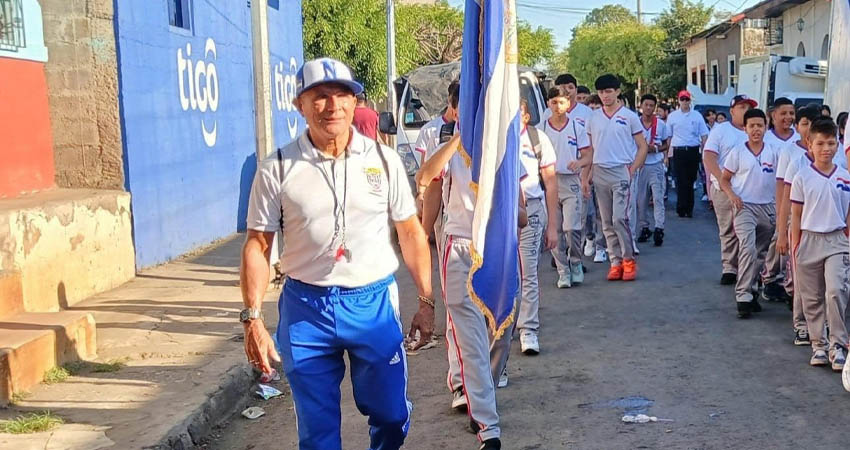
[567,22,666,93]
[648,0,714,97]
[579,4,637,28]
[397,2,464,65]
[517,21,556,68]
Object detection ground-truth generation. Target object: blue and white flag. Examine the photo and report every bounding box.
[459,0,521,339]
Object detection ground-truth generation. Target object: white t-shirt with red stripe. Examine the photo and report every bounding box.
[414,115,448,167]
[519,127,557,200]
[723,141,780,204]
[790,163,850,233]
[776,140,808,182]
[639,116,670,165]
[586,106,643,168]
[764,128,799,149]
[540,117,590,175]
[704,121,748,186]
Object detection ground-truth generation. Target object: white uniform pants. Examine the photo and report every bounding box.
[519,198,545,331]
[637,162,666,230]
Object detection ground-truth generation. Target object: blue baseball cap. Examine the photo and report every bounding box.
[296,58,364,97]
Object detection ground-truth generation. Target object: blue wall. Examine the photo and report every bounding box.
[116,0,303,268]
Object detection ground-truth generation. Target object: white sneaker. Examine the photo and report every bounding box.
[451,387,468,411]
[594,248,608,263]
[497,368,508,388]
[843,351,850,392]
[831,347,846,372]
[520,331,539,355]
[556,272,572,288]
[583,237,595,257]
[810,349,829,366]
[632,239,640,255]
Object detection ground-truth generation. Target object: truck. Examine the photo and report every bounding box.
[378,61,547,180]
[737,55,827,109]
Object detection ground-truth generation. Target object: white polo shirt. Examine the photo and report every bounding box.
[704,121,748,186]
[776,141,808,181]
[414,115,448,167]
[783,151,812,187]
[764,128,799,149]
[639,116,670,165]
[246,129,417,288]
[723,141,780,204]
[845,120,850,153]
[519,127,557,200]
[790,163,850,232]
[540,117,590,175]
[586,106,643,168]
[666,108,710,147]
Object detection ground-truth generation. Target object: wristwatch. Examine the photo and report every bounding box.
[239,308,264,323]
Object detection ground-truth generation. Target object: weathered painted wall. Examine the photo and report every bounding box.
[117,1,304,267]
[0,190,135,312]
[41,0,124,190]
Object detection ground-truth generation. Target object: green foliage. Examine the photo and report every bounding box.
[517,21,555,68]
[43,366,70,384]
[579,4,637,28]
[0,412,64,434]
[302,0,557,99]
[566,22,666,91]
[650,0,714,97]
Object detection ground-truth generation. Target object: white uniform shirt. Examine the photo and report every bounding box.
[704,121,748,186]
[784,151,812,187]
[519,128,557,200]
[246,129,416,288]
[639,117,670,165]
[586,106,643,168]
[540,117,591,175]
[764,128,799,149]
[414,115,448,167]
[776,141,808,181]
[723,141,780,205]
[845,120,850,153]
[666,108,710,147]
[790,163,850,232]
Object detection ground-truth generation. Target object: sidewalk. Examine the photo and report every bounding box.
[0,234,278,450]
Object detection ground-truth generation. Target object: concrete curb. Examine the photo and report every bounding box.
[148,364,255,450]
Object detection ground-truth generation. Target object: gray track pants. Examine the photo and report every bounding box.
[710,185,739,275]
[795,230,850,352]
[637,162,666,230]
[436,219,463,393]
[593,164,634,266]
[444,236,514,442]
[733,203,776,303]
[552,174,584,273]
[519,199,545,331]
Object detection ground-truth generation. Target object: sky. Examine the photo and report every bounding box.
[445,0,765,50]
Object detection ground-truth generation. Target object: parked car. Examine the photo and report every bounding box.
[379,61,547,184]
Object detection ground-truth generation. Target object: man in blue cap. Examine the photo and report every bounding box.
[240,57,436,450]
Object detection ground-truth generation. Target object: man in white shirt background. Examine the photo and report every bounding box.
[666,90,709,218]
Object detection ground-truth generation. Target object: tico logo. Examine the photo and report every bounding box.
[177,38,219,147]
[274,57,299,140]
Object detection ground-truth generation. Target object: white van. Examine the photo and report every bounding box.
[379,62,548,180]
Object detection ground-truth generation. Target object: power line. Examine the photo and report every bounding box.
[516,1,661,16]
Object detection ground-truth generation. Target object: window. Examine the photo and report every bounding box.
[699,66,706,92]
[796,42,806,57]
[168,0,192,30]
[821,35,829,60]
[0,0,26,51]
[728,56,736,89]
[711,61,719,94]
[691,70,697,86]
[268,0,279,9]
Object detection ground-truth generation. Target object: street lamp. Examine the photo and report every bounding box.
[796,17,805,32]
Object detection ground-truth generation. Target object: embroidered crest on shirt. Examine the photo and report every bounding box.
[761,162,774,173]
[364,167,384,191]
[836,177,850,192]
[614,116,629,126]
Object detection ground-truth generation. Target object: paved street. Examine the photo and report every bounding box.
[202,201,850,450]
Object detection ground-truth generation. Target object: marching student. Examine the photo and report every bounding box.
[584,74,648,281]
[543,73,594,128]
[541,88,592,288]
[703,95,755,285]
[517,99,560,353]
[416,81,467,411]
[778,107,835,345]
[790,118,850,371]
[667,90,710,218]
[576,85,591,105]
[762,98,799,300]
[718,109,778,319]
[636,94,670,247]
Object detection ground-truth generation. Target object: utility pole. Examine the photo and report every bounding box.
[386,0,397,146]
[636,0,642,103]
[251,0,274,163]
[636,0,642,24]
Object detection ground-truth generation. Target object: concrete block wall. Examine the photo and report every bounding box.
[42,0,124,191]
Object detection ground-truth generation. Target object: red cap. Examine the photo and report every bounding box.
[730,94,758,108]
[678,90,691,99]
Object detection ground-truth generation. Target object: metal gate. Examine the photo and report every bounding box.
[0,0,25,52]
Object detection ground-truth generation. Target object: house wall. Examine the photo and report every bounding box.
[780,0,831,59]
